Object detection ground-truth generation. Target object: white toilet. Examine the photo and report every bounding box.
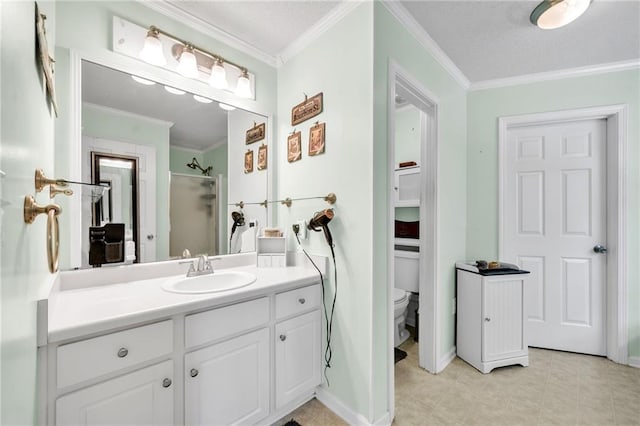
[394,248,419,347]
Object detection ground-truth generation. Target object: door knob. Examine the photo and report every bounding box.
[117,348,128,358]
[147,234,155,241]
[484,317,491,322]
[279,334,287,341]
[593,245,608,254]
[162,378,172,388]
[190,368,199,378]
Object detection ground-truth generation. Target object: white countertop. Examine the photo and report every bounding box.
[48,261,322,344]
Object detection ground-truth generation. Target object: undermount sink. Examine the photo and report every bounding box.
[162,271,257,294]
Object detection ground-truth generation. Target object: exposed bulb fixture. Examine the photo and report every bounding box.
[219,103,236,111]
[164,86,185,95]
[131,75,156,86]
[208,58,228,89]
[530,0,591,29]
[193,94,213,104]
[176,45,199,78]
[234,69,252,99]
[139,27,166,66]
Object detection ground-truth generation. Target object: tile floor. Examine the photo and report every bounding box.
[281,332,640,425]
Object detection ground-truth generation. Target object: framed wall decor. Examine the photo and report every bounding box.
[308,122,326,156]
[244,150,254,174]
[257,144,267,171]
[245,122,266,144]
[291,92,323,126]
[287,131,302,163]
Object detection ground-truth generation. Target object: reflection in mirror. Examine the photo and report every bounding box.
[76,60,269,269]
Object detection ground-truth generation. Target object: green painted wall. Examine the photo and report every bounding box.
[169,147,204,176]
[373,3,468,418]
[83,105,171,261]
[467,69,640,358]
[395,105,421,166]
[1,2,56,424]
[277,3,375,420]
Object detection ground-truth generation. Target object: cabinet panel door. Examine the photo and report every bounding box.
[482,279,526,362]
[184,328,269,426]
[275,310,321,409]
[56,360,173,426]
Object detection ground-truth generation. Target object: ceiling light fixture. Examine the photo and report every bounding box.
[139,26,166,66]
[164,86,186,95]
[219,103,236,111]
[193,94,213,104]
[138,24,253,99]
[176,45,199,79]
[530,0,591,29]
[208,58,228,89]
[131,75,156,86]
[234,69,252,99]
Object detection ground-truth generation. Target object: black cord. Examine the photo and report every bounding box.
[294,233,337,386]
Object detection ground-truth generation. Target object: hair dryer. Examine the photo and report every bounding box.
[307,208,335,247]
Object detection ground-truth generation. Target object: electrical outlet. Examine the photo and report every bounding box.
[452,297,457,315]
[296,220,307,240]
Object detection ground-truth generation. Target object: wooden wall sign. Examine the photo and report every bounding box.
[257,144,267,171]
[291,92,323,126]
[287,131,302,163]
[244,150,253,174]
[308,122,325,156]
[246,122,266,144]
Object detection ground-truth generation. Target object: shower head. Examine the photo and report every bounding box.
[186,157,213,176]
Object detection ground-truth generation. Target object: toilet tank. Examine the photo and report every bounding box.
[394,249,419,293]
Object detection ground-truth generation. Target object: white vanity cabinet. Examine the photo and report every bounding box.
[274,286,322,409]
[456,269,529,373]
[56,360,174,425]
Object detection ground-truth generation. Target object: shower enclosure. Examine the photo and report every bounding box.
[169,173,221,257]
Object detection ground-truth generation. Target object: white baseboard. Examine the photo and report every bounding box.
[436,346,456,373]
[629,356,640,369]
[315,387,371,425]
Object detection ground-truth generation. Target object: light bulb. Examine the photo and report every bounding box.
[164,86,186,95]
[176,45,199,79]
[219,103,236,111]
[234,69,252,99]
[131,75,156,86]
[139,28,166,66]
[193,95,213,104]
[208,58,228,89]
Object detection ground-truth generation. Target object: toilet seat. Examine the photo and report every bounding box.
[394,288,408,304]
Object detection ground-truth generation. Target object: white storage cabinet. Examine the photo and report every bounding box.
[393,166,420,207]
[456,269,529,373]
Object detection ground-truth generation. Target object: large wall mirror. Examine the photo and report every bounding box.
[74,60,270,269]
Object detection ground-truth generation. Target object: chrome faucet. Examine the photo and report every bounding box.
[180,254,214,278]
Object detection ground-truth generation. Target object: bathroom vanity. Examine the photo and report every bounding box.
[39,253,324,425]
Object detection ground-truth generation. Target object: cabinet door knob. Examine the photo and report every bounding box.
[298,298,306,304]
[190,368,199,378]
[162,378,172,388]
[117,348,128,358]
[484,317,491,322]
[279,334,287,341]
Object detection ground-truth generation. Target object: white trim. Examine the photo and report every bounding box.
[83,102,174,128]
[69,51,83,268]
[277,1,364,66]
[387,59,440,423]
[315,388,371,426]
[629,357,640,369]
[436,346,457,373]
[380,1,470,89]
[470,59,640,91]
[137,0,278,67]
[498,105,628,365]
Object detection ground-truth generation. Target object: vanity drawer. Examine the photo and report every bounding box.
[185,297,269,349]
[275,285,321,319]
[57,320,173,389]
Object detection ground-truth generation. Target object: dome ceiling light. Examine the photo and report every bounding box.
[530,0,591,30]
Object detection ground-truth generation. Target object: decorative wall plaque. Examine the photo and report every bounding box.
[287,131,302,163]
[257,144,267,171]
[244,150,253,174]
[308,122,326,156]
[291,92,323,126]
[245,122,266,144]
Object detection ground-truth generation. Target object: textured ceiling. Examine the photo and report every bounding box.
[82,61,229,151]
[166,0,342,57]
[400,0,640,82]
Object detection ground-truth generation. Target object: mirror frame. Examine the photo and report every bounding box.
[66,49,275,269]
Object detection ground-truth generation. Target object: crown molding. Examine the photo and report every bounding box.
[137,0,278,68]
[380,1,470,89]
[276,1,365,66]
[83,102,175,128]
[469,59,640,91]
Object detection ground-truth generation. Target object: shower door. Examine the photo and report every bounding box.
[170,173,218,257]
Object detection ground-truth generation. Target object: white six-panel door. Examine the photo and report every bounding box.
[504,119,607,355]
